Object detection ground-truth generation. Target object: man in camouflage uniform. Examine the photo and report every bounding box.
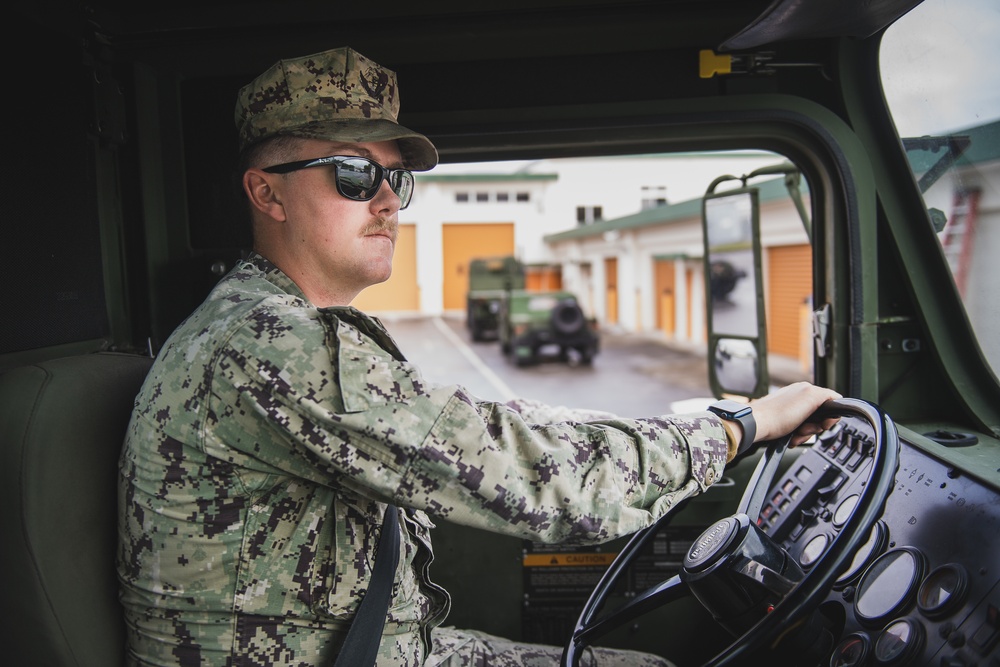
[117,46,841,666]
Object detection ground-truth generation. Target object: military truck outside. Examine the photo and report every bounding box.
[499,290,599,366]
[708,259,748,299]
[466,256,525,341]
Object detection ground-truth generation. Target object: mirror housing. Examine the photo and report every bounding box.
[702,184,770,399]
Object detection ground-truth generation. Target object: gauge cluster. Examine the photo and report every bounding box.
[759,418,1000,665]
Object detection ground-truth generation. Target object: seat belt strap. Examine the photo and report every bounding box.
[332,505,400,667]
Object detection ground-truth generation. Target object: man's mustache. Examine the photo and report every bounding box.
[361,218,397,242]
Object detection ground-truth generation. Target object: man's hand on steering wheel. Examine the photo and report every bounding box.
[750,382,842,446]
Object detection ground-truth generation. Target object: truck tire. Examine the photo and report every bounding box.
[551,300,585,335]
[507,344,532,367]
[470,321,484,341]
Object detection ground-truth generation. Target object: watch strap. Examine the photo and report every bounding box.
[718,418,743,461]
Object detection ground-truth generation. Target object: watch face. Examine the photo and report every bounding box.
[712,400,751,418]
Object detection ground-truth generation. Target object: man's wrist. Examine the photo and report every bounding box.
[708,399,756,461]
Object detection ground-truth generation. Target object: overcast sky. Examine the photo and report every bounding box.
[880,0,1000,136]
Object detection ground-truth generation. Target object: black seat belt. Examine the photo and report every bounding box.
[332,505,400,667]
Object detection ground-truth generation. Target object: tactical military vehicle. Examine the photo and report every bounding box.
[3,1,998,666]
[498,290,600,366]
[708,259,748,299]
[465,255,525,341]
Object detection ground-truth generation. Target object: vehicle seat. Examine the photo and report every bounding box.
[0,352,153,666]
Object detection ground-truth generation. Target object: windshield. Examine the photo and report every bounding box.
[880,0,1000,376]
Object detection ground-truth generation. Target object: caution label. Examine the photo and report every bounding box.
[522,552,618,567]
[521,527,705,646]
[521,544,621,642]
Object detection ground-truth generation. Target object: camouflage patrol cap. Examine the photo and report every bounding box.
[235,46,438,171]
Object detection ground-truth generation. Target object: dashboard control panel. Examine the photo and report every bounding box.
[760,419,1000,665]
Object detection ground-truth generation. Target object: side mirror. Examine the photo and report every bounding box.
[702,184,769,399]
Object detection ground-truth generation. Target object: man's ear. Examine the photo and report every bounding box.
[243,169,287,222]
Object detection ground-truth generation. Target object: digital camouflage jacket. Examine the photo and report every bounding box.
[117,253,729,666]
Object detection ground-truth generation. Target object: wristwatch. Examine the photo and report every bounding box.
[708,399,756,458]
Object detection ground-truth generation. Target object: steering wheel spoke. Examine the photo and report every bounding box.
[571,574,691,648]
[736,435,789,520]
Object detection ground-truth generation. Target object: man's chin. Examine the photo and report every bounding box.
[367,258,394,285]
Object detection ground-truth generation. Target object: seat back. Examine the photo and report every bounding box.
[0,352,153,666]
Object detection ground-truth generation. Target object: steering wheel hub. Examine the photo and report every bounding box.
[685,517,740,572]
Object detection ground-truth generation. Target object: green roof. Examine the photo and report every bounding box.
[904,118,1000,173]
[545,175,803,242]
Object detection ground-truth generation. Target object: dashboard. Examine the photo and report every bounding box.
[758,417,1000,666]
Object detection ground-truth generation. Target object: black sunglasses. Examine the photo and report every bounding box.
[263,155,415,209]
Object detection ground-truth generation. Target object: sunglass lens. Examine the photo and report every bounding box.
[336,158,379,200]
[393,172,414,209]
[334,157,413,208]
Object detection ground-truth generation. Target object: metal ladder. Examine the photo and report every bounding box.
[940,189,982,297]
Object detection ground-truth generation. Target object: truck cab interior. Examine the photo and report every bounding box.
[3,1,999,665]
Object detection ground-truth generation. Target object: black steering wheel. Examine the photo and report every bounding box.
[562,398,900,666]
